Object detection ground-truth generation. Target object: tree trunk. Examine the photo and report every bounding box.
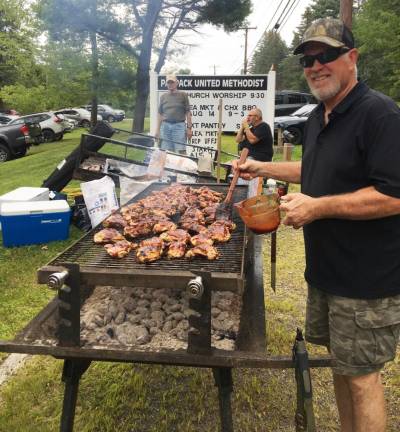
[340,0,353,28]
[132,0,162,133]
[90,30,99,126]
[132,51,150,133]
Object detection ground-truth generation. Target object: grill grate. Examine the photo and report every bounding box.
[50,183,248,275]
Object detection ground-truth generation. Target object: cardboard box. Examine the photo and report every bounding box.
[0,200,71,247]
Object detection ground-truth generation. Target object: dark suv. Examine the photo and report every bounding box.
[275,90,315,116]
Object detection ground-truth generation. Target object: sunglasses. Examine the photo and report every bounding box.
[299,47,350,68]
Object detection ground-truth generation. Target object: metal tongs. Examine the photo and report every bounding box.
[215,148,249,220]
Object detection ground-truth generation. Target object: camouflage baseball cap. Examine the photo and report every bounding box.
[293,18,354,55]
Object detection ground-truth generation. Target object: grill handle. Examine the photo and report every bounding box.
[48,270,69,289]
[187,276,204,299]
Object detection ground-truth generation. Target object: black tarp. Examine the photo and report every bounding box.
[42,121,114,192]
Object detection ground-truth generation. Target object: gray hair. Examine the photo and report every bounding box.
[254,108,263,119]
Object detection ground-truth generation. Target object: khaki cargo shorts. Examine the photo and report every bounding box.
[305,285,400,376]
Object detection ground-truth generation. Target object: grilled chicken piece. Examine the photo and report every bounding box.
[202,203,219,224]
[190,232,214,246]
[104,240,136,258]
[207,222,231,242]
[149,209,171,218]
[167,241,187,259]
[94,228,125,244]
[124,221,153,239]
[120,203,143,217]
[181,207,205,225]
[185,244,219,260]
[213,219,237,231]
[140,237,164,248]
[197,186,223,199]
[152,220,177,234]
[160,229,191,244]
[180,220,208,234]
[141,197,177,217]
[102,212,127,229]
[136,237,164,263]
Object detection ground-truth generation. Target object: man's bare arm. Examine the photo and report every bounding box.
[233,159,302,184]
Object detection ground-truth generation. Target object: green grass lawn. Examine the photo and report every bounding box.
[0,126,397,431]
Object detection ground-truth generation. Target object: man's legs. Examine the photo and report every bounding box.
[333,373,353,432]
[160,122,174,151]
[333,371,386,432]
[306,287,400,432]
[170,122,187,154]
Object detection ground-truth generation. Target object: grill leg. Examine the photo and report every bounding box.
[60,359,91,432]
[213,367,234,432]
[57,263,81,347]
[187,272,212,355]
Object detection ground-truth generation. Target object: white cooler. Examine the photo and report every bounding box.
[0,187,49,230]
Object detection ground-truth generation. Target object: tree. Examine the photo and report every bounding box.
[354,0,400,99]
[249,31,289,89]
[107,0,252,132]
[0,0,42,109]
[38,0,130,123]
[39,0,251,131]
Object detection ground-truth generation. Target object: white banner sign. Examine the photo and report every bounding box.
[150,73,275,158]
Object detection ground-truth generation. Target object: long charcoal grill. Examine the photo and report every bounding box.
[46,183,246,291]
[0,182,332,432]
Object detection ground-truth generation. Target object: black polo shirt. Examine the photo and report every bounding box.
[301,81,400,299]
[238,121,273,161]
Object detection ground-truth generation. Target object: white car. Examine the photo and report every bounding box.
[9,112,64,142]
[55,108,101,128]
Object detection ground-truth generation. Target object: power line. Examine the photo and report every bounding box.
[265,0,286,35]
[230,0,284,74]
[277,0,301,34]
[245,0,288,67]
[273,0,294,31]
[230,0,299,74]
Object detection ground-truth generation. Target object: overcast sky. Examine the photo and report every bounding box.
[164,0,312,75]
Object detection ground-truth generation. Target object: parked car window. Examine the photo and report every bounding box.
[9,118,24,125]
[275,95,284,104]
[288,94,303,104]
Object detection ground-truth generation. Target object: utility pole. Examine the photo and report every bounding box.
[340,0,353,28]
[239,26,257,74]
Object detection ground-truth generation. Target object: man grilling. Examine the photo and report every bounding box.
[233,18,400,432]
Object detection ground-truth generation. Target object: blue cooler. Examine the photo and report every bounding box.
[0,200,71,247]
